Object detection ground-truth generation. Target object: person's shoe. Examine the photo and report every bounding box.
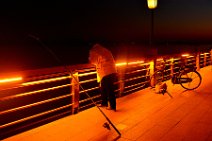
[106,107,116,112]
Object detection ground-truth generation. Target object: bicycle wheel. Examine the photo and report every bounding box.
[179,70,202,90]
[150,70,164,88]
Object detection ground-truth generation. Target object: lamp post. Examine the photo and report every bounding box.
[147,0,158,86]
[147,0,158,49]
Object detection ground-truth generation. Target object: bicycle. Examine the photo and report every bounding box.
[150,57,202,91]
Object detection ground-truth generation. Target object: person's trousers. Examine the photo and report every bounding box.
[100,73,118,110]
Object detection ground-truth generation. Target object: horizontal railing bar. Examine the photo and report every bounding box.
[125,75,148,82]
[79,95,101,103]
[78,71,96,77]
[1,93,72,115]
[164,68,171,72]
[0,76,70,91]
[126,63,150,68]
[164,74,170,79]
[124,84,146,94]
[79,78,97,84]
[187,63,195,66]
[25,72,70,82]
[1,104,73,128]
[125,68,149,75]
[116,62,150,68]
[124,81,149,89]
[79,100,101,110]
[114,88,120,93]
[1,84,71,101]
[173,58,181,61]
[77,67,96,73]
[22,76,71,86]
[79,87,99,94]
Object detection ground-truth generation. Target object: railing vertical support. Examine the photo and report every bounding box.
[210,49,212,66]
[196,52,200,71]
[118,68,125,97]
[170,58,174,77]
[184,56,188,66]
[204,53,207,67]
[71,72,80,114]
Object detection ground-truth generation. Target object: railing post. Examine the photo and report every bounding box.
[71,72,80,114]
[211,49,212,66]
[196,52,200,71]
[170,58,174,77]
[118,68,125,97]
[184,56,188,66]
[204,53,207,67]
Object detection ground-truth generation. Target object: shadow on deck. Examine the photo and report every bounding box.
[3,66,212,141]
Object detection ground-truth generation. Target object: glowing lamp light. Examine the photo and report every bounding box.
[147,0,158,9]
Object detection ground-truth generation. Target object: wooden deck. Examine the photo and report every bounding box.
[3,66,212,141]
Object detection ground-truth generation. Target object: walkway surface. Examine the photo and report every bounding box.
[3,66,212,141]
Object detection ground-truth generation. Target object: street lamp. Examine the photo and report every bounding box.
[147,0,158,48]
[147,0,158,86]
[147,0,158,9]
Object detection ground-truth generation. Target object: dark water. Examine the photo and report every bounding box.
[0,42,90,73]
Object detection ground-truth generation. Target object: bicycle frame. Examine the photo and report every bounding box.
[150,57,202,90]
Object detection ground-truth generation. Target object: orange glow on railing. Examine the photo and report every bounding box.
[182,54,189,57]
[22,76,70,86]
[156,58,164,61]
[78,71,96,77]
[188,55,194,58]
[128,60,144,65]
[116,62,127,66]
[116,60,144,66]
[169,58,174,62]
[201,53,210,55]
[0,77,22,84]
[1,84,71,101]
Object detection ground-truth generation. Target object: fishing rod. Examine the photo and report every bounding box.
[28,34,121,137]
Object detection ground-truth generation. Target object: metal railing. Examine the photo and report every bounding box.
[0,50,211,139]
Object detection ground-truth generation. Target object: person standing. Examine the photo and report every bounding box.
[89,43,118,111]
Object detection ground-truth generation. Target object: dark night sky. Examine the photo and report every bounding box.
[0,0,212,73]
